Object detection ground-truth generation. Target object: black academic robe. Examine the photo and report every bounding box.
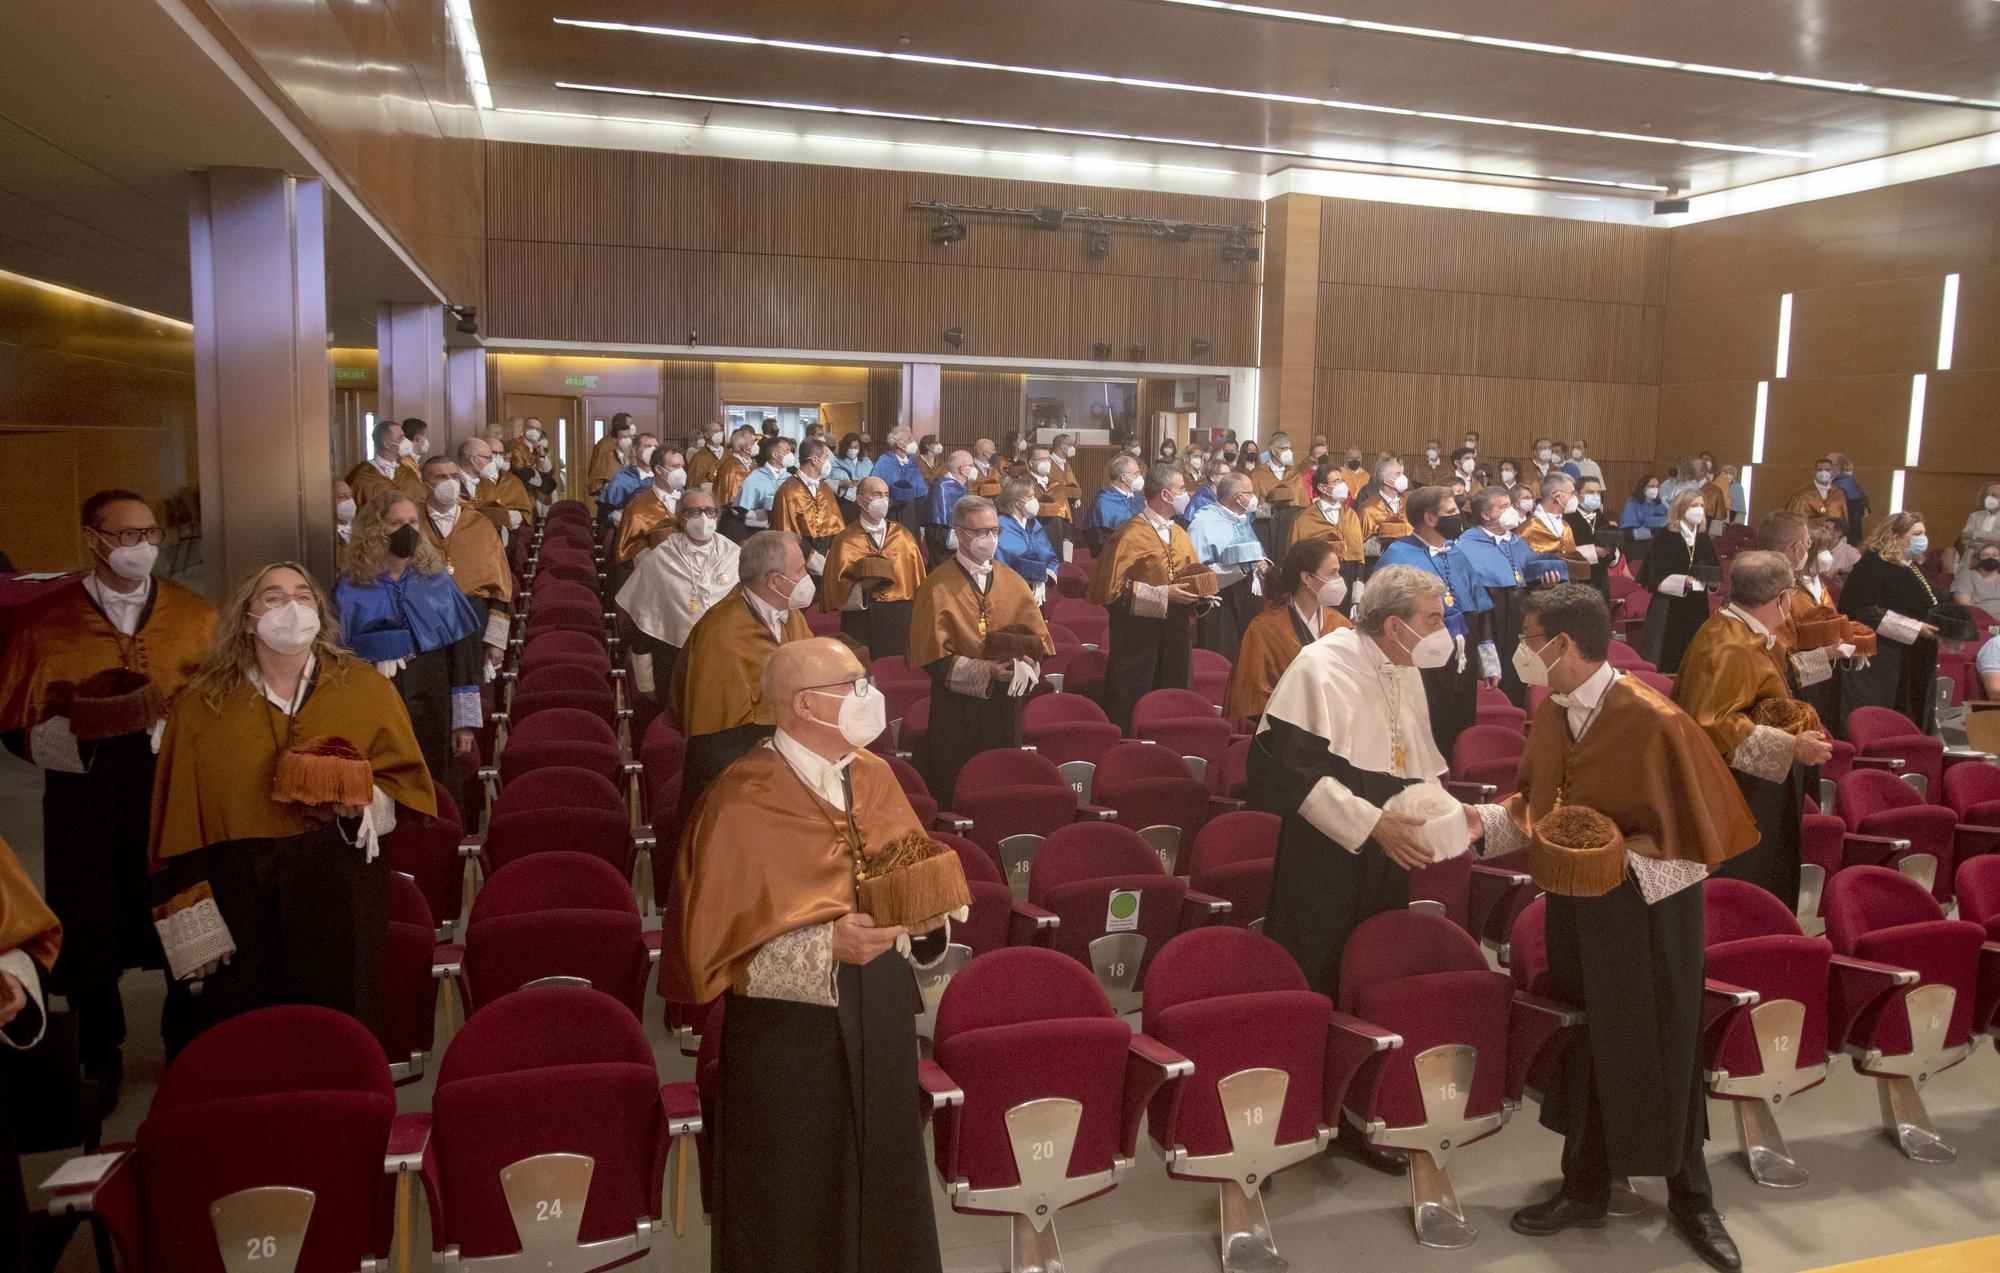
[840,602,913,661]
[1565,509,1618,611]
[1483,584,1527,706]
[920,655,1021,809]
[1195,575,1259,663]
[1248,719,1416,996]
[715,939,945,1273]
[1836,550,1941,733]
[1104,598,1196,734]
[1637,531,1718,673]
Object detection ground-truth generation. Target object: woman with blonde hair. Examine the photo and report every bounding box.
[336,489,482,786]
[995,475,1059,603]
[150,561,432,1052]
[1838,511,1944,730]
[1636,486,1721,672]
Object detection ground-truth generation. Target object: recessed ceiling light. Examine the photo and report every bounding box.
[551,17,1810,157]
[551,81,1670,190]
[1158,1,1998,113]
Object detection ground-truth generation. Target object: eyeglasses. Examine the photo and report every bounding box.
[92,526,166,547]
[803,675,875,698]
[255,588,317,608]
[960,526,1000,540]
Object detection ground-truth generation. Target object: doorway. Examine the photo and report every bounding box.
[503,393,580,499]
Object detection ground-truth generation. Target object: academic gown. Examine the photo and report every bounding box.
[773,476,846,569]
[1249,466,1306,558]
[1086,515,1214,732]
[666,745,943,1273]
[666,586,811,818]
[1775,582,1875,732]
[996,515,1059,603]
[149,657,434,1052]
[1377,536,1489,759]
[1223,603,1349,724]
[1566,508,1620,610]
[1637,529,1719,673]
[1673,611,1810,905]
[821,520,926,661]
[1837,550,1941,733]
[907,559,1053,806]
[0,578,214,1068]
[1289,500,1366,611]
[1186,503,1266,661]
[1456,527,1532,706]
[615,533,740,695]
[334,568,482,789]
[1084,488,1143,554]
[870,452,929,533]
[1248,627,1447,995]
[922,476,969,564]
[0,835,60,1268]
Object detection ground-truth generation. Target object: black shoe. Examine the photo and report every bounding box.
[1510,1194,1609,1237]
[1330,1121,1407,1176]
[1671,1209,1741,1271]
[84,1055,123,1118]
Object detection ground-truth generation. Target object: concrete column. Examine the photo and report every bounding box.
[1257,193,1322,443]
[188,167,333,596]
[377,301,446,432]
[445,344,488,452]
[900,362,941,438]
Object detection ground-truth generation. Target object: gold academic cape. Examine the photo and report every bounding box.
[821,521,927,611]
[665,585,810,737]
[587,438,626,493]
[1049,457,1081,500]
[1356,493,1411,544]
[149,658,435,865]
[1502,674,1758,872]
[1087,516,1212,605]
[1787,486,1848,524]
[1700,480,1733,524]
[1224,603,1350,721]
[1672,613,1801,760]
[1034,474,1080,519]
[1521,513,1582,573]
[686,445,727,493]
[715,454,757,507]
[772,477,846,542]
[0,833,60,973]
[421,505,514,605]
[919,453,948,484]
[664,744,922,1003]
[1288,501,1365,562]
[0,579,215,732]
[1250,466,1306,509]
[344,459,426,508]
[613,491,678,563]
[907,560,1053,669]
[503,436,537,471]
[1776,588,1876,658]
[473,473,535,533]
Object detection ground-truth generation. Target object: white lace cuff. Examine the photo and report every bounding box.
[483,609,513,651]
[451,687,484,730]
[0,949,46,1051]
[947,656,993,698]
[1732,724,1797,783]
[744,922,838,1006]
[28,716,84,774]
[1131,581,1171,619]
[1878,610,1924,645]
[1477,642,1501,682]
[1475,804,1528,858]
[1790,646,1833,688]
[1629,855,1706,904]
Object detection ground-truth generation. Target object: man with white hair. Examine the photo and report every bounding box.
[869,425,930,532]
[1250,564,1479,998]
[615,487,738,695]
[821,475,927,659]
[456,436,532,542]
[1186,472,1267,660]
[665,636,949,1273]
[923,448,976,565]
[1084,453,1146,554]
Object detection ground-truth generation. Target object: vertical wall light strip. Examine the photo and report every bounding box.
[1751,381,1769,463]
[1739,466,1754,521]
[1774,293,1793,378]
[1937,274,1960,371]
[1904,373,1928,467]
[1889,469,1907,516]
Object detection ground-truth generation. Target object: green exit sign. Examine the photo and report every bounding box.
[565,374,598,388]
[333,367,369,382]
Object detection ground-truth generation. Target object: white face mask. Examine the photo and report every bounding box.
[1581,493,1601,512]
[846,447,861,460]
[1500,469,1517,483]
[1815,472,1832,488]
[1315,573,1348,607]
[537,457,553,473]
[1129,476,1146,497]
[809,683,887,750]
[1685,507,1707,529]
[664,468,687,490]
[1032,460,1051,477]
[102,542,158,582]
[396,438,415,457]
[1561,495,1579,515]
[1644,486,1660,501]
[961,529,1000,565]
[864,498,889,521]
[1240,495,1259,517]
[682,511,717,542]
[1326,482,1349,505]
[780,570,816,610]
[1512,635,1556,687]
[1570,447,1584,459]
[335,498,357,524]
[524,427,542,442]
[1516,500,1534,515]
[1985,495,1999,512]
[480,460,499,481]
[1425,449,1439,462]
[1127,445,1142,457]
[616,437,632,452]
[1392,474,1409,493]
[1168,491,1190,515]
[256,600,319,655]
[1498,507,1523,531]
[1397,620,1454,669]
[431,479,460,505]
[1815,550,1833,573]
[1458,459,1475,475]
[1537,447,1553,463]
[1064,445,1076,458]
[1277,449,1293,466]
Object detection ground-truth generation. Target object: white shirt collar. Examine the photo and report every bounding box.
[1267,461,1287,476]
[82,574,151,634]
[744,586,789,641]
[956,552,994,581]
[1293,600,1320,639]
[861,516,887,540]
[429,502,461,532]
[798,472,822,494]
[1724,604,1776,648]
[770,730,854,809]
[1536,508,1564,533]
[370,454,399,479]
[655,484,677,507]
[460,473,480,495]
[1801,575,1825,603]
[1552,661,1619,713]
[246,654,318,714]
[1141,505,1172,530]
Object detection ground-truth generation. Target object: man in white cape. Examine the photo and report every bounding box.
[614,488,740,696]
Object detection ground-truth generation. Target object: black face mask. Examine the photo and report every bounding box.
[1978,558,2000,574]
[1434,513,1465,539]
[387,523,421,558]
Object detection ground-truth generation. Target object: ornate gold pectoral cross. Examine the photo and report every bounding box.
[1390,742,1408,771]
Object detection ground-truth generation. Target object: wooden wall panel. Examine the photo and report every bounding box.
[1786,276,1945,380]
[866,368,902,440]
[1943,266,2000,373]
[1660,296,1780,386]
[1318,200,1668,305]
[1653,381,1759,460]
[939,371,1025,445]
[1916,369,2000,468]
[1313,369,1656,465]
[1764,375,1914,469]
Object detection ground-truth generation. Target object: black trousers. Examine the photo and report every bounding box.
[1196,576,1259,662]
[839,599,912,661]
[1103,601,1194,733]
[1559,1065,1713,1216]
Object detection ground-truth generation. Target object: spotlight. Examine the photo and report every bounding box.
[943,325,965,349]
[447,304,478,335]
[687,329,699,345]
[1092,342,1112,360]
[1157,220,1193,242]
[1190,338,1212,360]
[1219,233,1257,264]
[1128,344,1146,362]
[1031,205,1066,231]
[930,213,966,247]
[1086,228,1111,259]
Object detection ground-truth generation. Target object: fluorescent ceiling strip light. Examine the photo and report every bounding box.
[1905,374,1927,467]
[1938,274,1960,371]
[445,0,494,109]
[1158,0,1999,112]
[1775,293,1793,378]
[553,82,1669,190]
[0,266,191,330]
[1751,381,1769,463]
[553,17,1809,157]
[1889,469,1907,516]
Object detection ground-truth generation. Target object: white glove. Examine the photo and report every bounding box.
[1577,544,1600,563]
[1007,659,1041,698]
[608,509,623,526]
[807,551,827,575]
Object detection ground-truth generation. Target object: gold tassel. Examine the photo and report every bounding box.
[1530,805,1628,898]
[273,736,376,807]
[854,831,973,927]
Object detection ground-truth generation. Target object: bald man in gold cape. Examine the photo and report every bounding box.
[820,476,926,660]
[665,638,948,1273]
